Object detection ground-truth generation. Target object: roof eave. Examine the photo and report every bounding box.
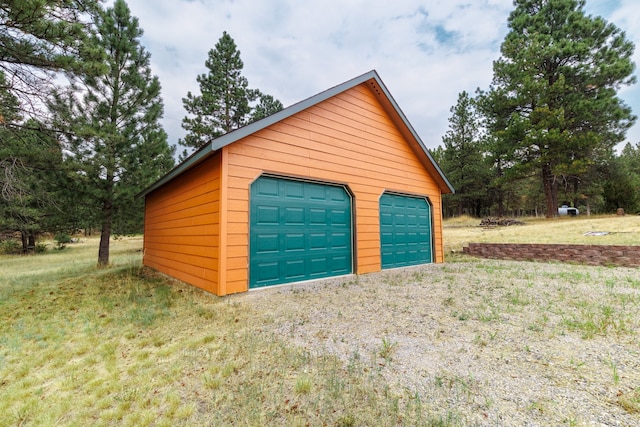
[364,77,455,194]
[136,143,216,198]
[138,69,454,198]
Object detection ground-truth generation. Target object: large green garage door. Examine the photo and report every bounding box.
[380,192,432,269]
[250,176,353,288]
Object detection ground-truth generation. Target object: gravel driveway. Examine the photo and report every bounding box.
[242,259,640,426]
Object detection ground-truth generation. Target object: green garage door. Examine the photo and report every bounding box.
[250,176,353,288]
[380,193,432,269]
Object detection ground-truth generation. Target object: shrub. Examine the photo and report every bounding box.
[0,239,21,255]
[35,242,48,253]
[54,233,72,250]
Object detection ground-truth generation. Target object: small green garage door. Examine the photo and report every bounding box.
[380,192,432,269]
[250,176,353,288]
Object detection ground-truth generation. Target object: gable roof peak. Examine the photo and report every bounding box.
[139,70,453,197]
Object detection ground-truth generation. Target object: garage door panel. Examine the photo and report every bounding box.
[310,233,328,249]
[256,234,279,253]
[309,186,326,200]
[331,232,349,249]
[285,207,304,224]
[331,209,349,225]
[285,234,305,251]
[310,258,328,275]
[284,181,304,198]
[284,260,305,279]
[380,193,432,269]
[331,255,350,272]
[250,176,353,288]
[380,213,393,226]
[255,178,279,196]
[381,232,393,245]
[255,262,279,283]
[258,206,280,225]
[309,209,327,224]
[328,186,348,202]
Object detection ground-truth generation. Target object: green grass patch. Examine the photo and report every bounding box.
[2,230,639,425]
[0,237,465,426]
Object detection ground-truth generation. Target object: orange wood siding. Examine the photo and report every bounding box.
[221,83,445,294]
[143,154,221,294]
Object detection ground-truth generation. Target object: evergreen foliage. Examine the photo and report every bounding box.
[180,31,283,154]
[0,0,104,113]
[440,91,491,217]
[0,72,64,252]
[49,0,174,265]
[480,0,636,217]
[603,143,640,214]
[1,1,104,250]
[252,92,284,122]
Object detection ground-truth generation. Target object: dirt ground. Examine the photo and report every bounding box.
[240,259,640,426]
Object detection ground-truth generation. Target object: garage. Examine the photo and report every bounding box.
[249,176,353,288]
[380,192,433,269]
[141,71,454,295]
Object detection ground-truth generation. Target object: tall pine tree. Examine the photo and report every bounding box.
[482,0,636,217]
[0,0,104,114]
[251,92,284,122]
[440,91,491,217]
[602,143,640,214]
[50,0,174,266]
[1,1,104,246]
[0,72,65,252]
[180,31,283,153]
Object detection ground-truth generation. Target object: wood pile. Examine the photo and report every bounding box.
[479,217,525,227]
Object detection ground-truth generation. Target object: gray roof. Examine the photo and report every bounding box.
[139,70,454,197]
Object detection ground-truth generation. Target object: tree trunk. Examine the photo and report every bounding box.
[98,201,113,267]
[20,231,28,254]
[19,232,36,254]
[496,193,504,217]
[28,233,35,253]
[572,178,580,209]
[542,163,558,218]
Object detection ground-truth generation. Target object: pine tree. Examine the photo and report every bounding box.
[0,0,104,113]
[180,31,283,152]
[483,0,636,217]
[440,91,491,217]
[251,92,284,122]
[602,143,640,214]
[0,72,64,251]
[49,0,174,266]
[620,142,640,177]
[1,1,105,250]
[0,72,31,247]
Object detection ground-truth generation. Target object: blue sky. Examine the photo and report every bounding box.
[124,0,640,153]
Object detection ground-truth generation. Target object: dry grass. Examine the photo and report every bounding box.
[245,260,640,425]
[444,214,640,253]
[1,220,639,425]
[0,238,439,426]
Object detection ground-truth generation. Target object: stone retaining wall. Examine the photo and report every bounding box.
[463,243,640,268]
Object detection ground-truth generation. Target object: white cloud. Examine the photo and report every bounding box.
[123,0,640,151]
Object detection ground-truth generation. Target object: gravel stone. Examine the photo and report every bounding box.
[241,260,640,426]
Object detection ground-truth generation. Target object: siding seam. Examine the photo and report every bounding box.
[218,147,229,295]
